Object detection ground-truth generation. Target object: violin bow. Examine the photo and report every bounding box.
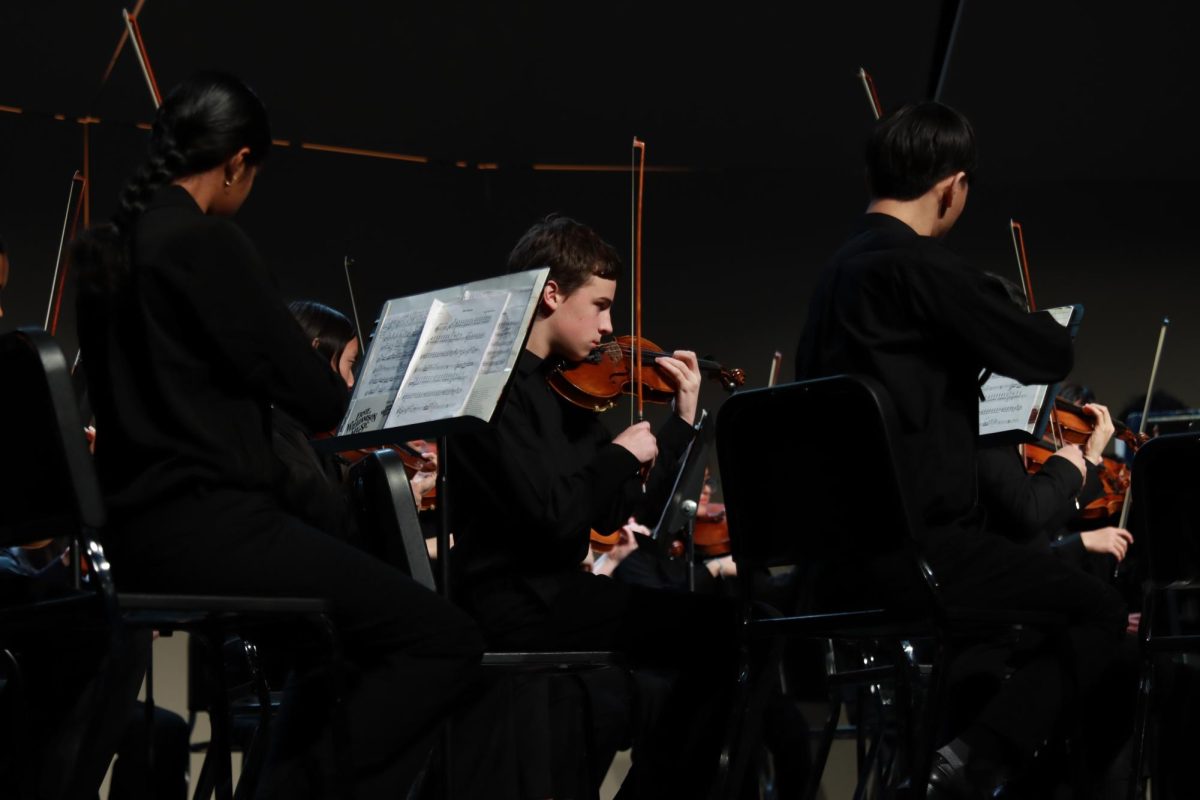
[44,172,88,333]
[631,137,647,424]
[122,6,163,108]
[1009,220,1036,312]
[858,67,884,121]
[343,255,366,356]
[767,351,782,388]
[1117,318,1170,533]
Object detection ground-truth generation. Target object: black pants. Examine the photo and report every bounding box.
[461,570,739,800]
[109,702,191,800]
[927,531,1129,759]
[108,487,484,799]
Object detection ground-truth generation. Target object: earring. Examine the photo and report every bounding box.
[224,178,233,187]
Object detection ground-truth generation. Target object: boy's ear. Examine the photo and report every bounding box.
[541,279,563,312]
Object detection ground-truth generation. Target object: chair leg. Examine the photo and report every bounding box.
[852,725,882,800]
[201,632,235,800]
[911,639,949,800]
[888,643,916,793]
[802,693,842,800]
[1127,655,1153,800]
[233,641,273,800]
[315,613,355,800]
[144,647,157,800]
[712,639,781,800]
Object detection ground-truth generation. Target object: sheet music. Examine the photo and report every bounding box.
[338,302,433,435]
[383,291,509,428]
[334,267,549,438]
[978,305,1077,438]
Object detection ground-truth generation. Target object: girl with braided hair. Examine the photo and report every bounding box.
[74,72,483,798]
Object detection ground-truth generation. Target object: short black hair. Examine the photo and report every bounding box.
[507,215,621,295]
[865,102,977,200]
[1057,383,1096,405]
[0,237,7,255]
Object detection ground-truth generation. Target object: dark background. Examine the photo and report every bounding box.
[2,0,1196,434]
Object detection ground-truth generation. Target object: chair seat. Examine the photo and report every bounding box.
[0,591,105,636]
[481,650,623,670]
[118,593,331,628]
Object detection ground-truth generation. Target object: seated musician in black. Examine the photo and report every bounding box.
[794,102,1127,799]
[978,380,1133,570]
[451,215,738,798]
[73,72,483,799]
[970,379,1139,795]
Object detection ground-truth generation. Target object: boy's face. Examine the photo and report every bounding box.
[545,275,616,361]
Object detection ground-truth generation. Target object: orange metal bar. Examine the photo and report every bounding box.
[300,142,429,163]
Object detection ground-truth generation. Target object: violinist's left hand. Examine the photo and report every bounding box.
[1082,403,1115,465]
[656,350,701,426]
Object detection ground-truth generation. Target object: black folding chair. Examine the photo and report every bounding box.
[714,375,1067,800]
[1127,432,1200,800]
[0,328,346,800]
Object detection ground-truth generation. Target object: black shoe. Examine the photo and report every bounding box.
[926,750,1009,800]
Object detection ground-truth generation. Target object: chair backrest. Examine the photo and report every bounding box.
[715,374,931,611]
[348,449,437,591]
[1130,432,1200,589]
[0,328,105,547]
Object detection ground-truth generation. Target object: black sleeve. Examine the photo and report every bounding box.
[1078,460,1105,508]
[907,254,1074,386]
[490,391,643,549]
[162,220,348,432]
[1051,532,1088,567]
[977,445,1084,542]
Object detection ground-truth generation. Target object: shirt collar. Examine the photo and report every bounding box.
[147,184,203,214]
[859,212,921,238]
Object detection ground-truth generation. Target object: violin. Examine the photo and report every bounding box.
[1043,397,1149,453]
[549,336,745,412]
[678,502,731,558]
[1021,398,1147,520]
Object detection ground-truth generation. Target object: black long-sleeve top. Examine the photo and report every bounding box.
[977,445,1103,566]
[76,186,348,518]
[795,214,1073,563]
[451,349,696,592]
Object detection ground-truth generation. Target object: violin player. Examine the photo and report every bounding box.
[967,377,1140,795]
[449,215,739,798]
[72,72,482,798]
[794,102,1127,799]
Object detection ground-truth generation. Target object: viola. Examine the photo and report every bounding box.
[548,336,745,412]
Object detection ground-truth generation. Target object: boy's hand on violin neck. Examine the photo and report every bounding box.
[655,350,701,426]
[1053,444,1088,486]
[1081,526,1133,562]
[1082,403,1115,464]
[614,421,658,464]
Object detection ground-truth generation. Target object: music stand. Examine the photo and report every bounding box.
[651,410,712,591]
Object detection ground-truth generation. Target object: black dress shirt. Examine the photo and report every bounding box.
[795,214,1074,561]
[451,349,696,591]
[977,444,1102,565]
[77,185,347,518]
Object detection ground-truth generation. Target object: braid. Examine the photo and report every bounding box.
[72,71,270,294]
[112,122,186,237]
